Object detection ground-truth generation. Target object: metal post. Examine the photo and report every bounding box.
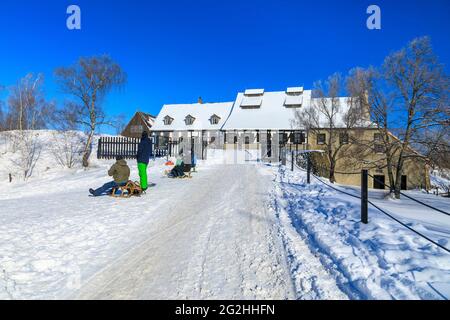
[361,169,368,224]
[306,153,311,184]
[291,151,294,171]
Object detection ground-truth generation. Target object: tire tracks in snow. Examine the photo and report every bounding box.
[74,164,295,299]
[270,167,349,300]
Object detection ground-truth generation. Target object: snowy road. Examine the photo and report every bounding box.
[73,164,296,299]
[0,159,350,299]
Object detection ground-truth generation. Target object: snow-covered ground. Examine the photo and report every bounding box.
[272,165,450,299]
[0,130,449,300]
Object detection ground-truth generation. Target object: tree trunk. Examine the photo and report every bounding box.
[329,159,336,183]
[394,159,404,199]
[82,130,95,168]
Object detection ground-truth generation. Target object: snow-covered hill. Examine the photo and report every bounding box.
[0,130,106,183]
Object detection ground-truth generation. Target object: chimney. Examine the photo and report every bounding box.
[198,97,203,104]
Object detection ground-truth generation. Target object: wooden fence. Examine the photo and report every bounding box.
[97,137,141,160]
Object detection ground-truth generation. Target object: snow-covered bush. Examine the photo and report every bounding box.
[9,131,42,180]
[430,169,450,197]
[50,131,85,168]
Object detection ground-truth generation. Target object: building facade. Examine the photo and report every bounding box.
[150,87,429,190]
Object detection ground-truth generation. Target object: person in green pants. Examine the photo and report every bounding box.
[136,131,152,191]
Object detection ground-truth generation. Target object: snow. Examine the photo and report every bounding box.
[244,89,264,95]
[0,132,297,299]
[151,102,234,131]
[284,94,303,106]
[286,87,304,94]
[240,95,263,108]
[222,91,312,130]
[271,164,450,299]
[1,130,449,300]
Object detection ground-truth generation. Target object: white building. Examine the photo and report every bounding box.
[151,87,365,161]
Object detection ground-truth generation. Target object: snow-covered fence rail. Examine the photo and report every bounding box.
[368,173,450,217]
[290,159,450,254]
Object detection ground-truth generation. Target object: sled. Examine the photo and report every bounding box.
[110,181,144,198]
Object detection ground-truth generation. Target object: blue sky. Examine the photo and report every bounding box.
[0,0,449,133]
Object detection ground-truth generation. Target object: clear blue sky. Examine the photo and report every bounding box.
[0,0,449,133]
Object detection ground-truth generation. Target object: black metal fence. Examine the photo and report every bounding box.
[97,137,180,160]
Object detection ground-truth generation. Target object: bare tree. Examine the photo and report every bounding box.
[7,73,54,131]
[54,55,127,167]
[294,73,364,183]
[10,131,42,180]
[50,130,85,169]
[416,126,450,170]
[0,100,5,132]
[362,37,450,198]
[114,113,127,136]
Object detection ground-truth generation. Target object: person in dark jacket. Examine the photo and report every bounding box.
[89,156,130,196]
[137,131,152,190]
[168,158,185,178]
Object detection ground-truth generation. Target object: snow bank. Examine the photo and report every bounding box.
[268,165,450,300]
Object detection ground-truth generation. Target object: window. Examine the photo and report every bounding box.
[245,136,250,145]
[185,115,196,126]
[234,135,238,144]
[401,175,407,190]
[339,133,349,145]
[374,133,383,142]
[130,125,143,134]
[279,133,288,144]
[163,116,173,126]
[210,115,221,125]
[317,133,326,145]
[241,89,264,108]
[294,132,305,144]
[374,144,385,154]
[373,175,385,190]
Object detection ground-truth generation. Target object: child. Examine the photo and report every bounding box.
[89,156,130,196]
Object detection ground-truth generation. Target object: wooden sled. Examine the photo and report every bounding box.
[110,181,143,198]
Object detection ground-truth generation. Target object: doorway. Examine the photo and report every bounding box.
[373,175,385,189]
[401,175,407,190]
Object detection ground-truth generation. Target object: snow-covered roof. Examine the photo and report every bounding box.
[284,94,303,107]
[241,95,263,108]
[286,87,304,94]
[222,90,313,130]
[244,89,264,95]
[222,90,371,130]
[152,102,234,131]
[307,97,372,128]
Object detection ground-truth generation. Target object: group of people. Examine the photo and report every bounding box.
[89,131,153,197]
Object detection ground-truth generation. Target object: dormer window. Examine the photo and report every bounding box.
[163,115,174,125]
[210,114,221,125]
[284,87,304,108]
[185,115,196,126]
[241,89,264,108]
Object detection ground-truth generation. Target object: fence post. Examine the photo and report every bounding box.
[361,169,368,224]
[306,153,311,184]
[291,151,294,171]
[97,138,102,159]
